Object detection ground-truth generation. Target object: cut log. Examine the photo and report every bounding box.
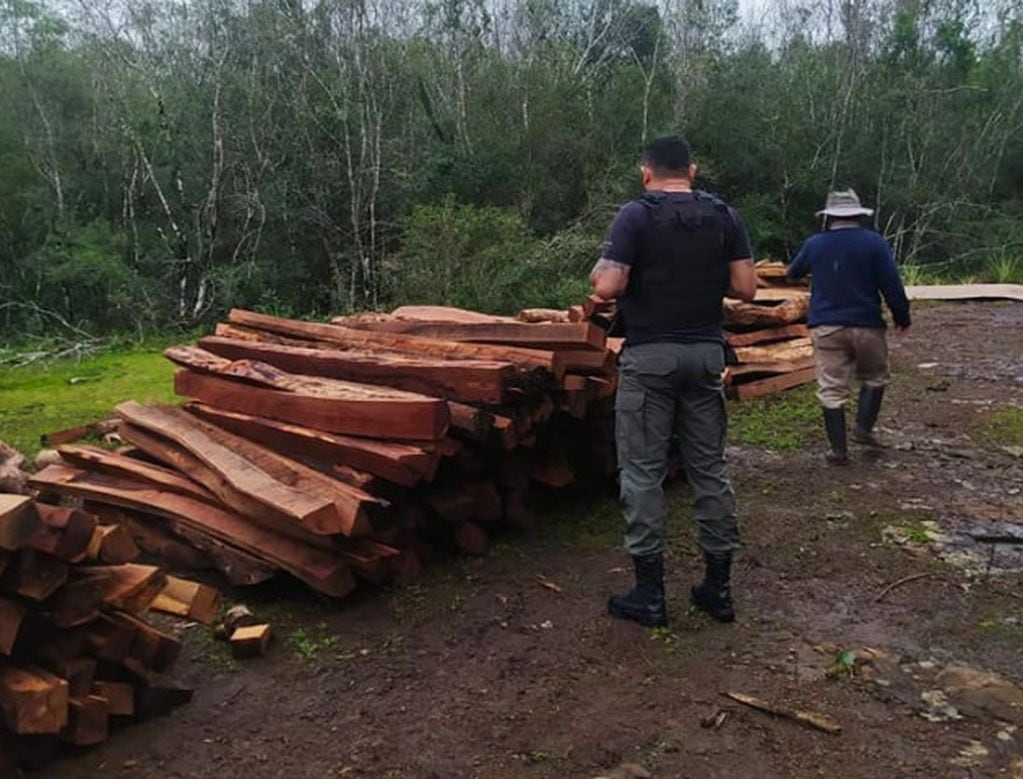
[91,681,134,717]
[229,309,564,379]
[174,367,449,442]
[117,401,357,536]
[727,367,817,400]
[60,694,108,746]
[447,403,517,450]
[116,612,182,673]
[84,613,137,663]
[151,576,221,625]
[29,465,356,597]
[725,324,810,347]
[117,658,193,719]
[1,549,68,601]
[0,596,25,654]
[85,523,140,564]
[60,658,96,698]
[230,624,272,658]
[57,444,218,506]
[0,495,41,551]
[185,404,435,487]
[332,318,607,352]
[199,335,515,404]
[97,564,167,613]
[28,504,97,562]
[0,666,69,734]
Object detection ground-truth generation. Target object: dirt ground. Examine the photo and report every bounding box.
[41,302,1023,779]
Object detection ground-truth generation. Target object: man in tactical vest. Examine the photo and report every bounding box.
[590,135,757,628]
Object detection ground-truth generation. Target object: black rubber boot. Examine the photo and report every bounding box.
[823,408,849,465]
[851,386,885,447]
[690,551,735,623]
[608,553,668,628]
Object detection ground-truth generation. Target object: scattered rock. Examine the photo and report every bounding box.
[34,448,62,469]
[950,739,988,767]
[936,665,1023,725]
[919,689,962,722]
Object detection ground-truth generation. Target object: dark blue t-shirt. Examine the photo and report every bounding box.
[787,228,911,329]
[603,192,753,344]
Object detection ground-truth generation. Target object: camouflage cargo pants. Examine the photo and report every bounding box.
[615,342,740,556]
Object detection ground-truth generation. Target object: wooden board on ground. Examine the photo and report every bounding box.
[904,283,1023,302]
[228,309,564,379]
[230,623,272,658]
[185,404,436,487]
[29,465,356,597]
[198,335,516,404]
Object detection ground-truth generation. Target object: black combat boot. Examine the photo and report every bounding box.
[608,553,668,628]
[690,551,735,623]
[851,386,885,447]
[823,408,849,465]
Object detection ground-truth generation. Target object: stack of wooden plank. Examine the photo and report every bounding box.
[0,493,201,772]
[723,261,814,399]
[28,306,620,598]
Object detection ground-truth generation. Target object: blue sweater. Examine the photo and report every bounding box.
[788,228,911,329]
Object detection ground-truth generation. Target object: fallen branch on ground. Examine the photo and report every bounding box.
[874,572,941,603]
[723,691,842,735]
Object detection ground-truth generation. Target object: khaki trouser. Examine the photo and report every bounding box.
[811,326,890,409]
[615,342,739,557]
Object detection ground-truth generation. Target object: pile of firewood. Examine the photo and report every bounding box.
[0,493,212,773]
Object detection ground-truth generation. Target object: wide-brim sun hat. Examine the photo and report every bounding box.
[816,188,874,218]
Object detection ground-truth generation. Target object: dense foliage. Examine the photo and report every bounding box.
[1,0,1021,338]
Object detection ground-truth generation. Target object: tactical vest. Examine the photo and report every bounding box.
[619,190,732,345]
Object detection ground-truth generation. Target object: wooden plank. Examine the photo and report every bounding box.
[57,444,218,506]
[28,504,97,562]
[95,564,167,613]
[0,666,69,734]
[725,357,816,383]
[723,297,810,329]
[733,338,812,364]
[85,523,140,564]
[117,612,181,673]
[151,576,221,625]
[84,613,136,662]
[728,367,817,400]
[229,309,564,379]
[1,549,68,601]
[230,624,272,658]
[166,345,451,440]
[725,324,810,347]
[582,294,615,318]
[558,349,615,374]
[516,308,571,323]
[447,403,517,450]
[0,596,25,654]
[388,305,514,323]
[332,318,607,352]
[904,283,1023,302]
[91,681,134,717]
[29,465,357,597]
[117,402,355,536]
[60,694,108,746]
[87,505,218,574]
[185,404,435,487]
[174,368,449,442]
[40,418,118,447]
[199,335,516,404]
[0,495,41,551]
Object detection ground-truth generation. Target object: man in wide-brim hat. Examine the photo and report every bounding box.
[787,189,911,464]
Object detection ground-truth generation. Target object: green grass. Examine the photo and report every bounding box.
[0,344,177,457]
[976,405,1023,449]
[727,384,820,450]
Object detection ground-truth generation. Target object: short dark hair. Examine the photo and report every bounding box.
[642,135,692,175]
